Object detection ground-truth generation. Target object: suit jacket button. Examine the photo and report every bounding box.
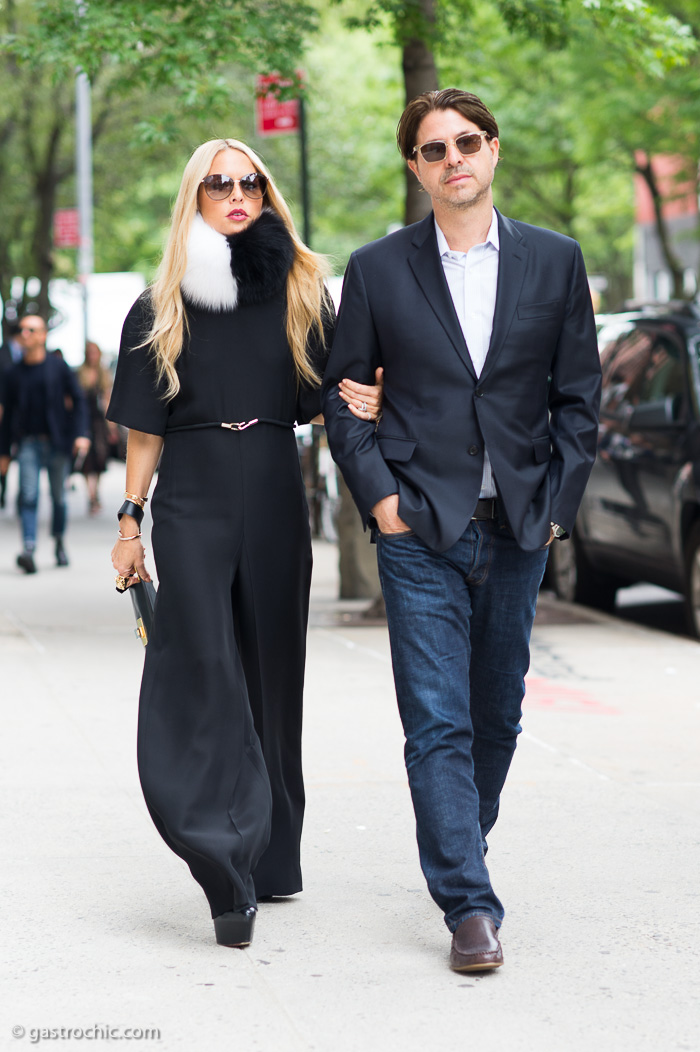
[475,388,484,397]
[468,445,479,455]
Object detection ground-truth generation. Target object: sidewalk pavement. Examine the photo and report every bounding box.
[1,461,698,1052]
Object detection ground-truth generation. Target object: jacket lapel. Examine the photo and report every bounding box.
[481,211,529,381]
[407,214,477,380]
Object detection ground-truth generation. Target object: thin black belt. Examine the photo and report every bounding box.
[165,418,295,434]
[471,498,499,520]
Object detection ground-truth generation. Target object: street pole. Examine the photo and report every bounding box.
[75,69,93,350]
[75,0,93,352]
[299,95,311,249]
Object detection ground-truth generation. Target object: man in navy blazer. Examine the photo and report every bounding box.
[322,89,601,972]
[0,315,90,573]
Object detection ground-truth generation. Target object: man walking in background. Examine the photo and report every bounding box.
[0,315,90,573]
[322,89,601,971]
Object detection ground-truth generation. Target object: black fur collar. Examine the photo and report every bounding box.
[226,208,295,308]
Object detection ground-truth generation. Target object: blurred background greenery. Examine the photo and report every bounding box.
[0,0,698,330]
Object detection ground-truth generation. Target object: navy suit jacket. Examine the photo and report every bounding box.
[322,210,602,553]
[0,354,89,457]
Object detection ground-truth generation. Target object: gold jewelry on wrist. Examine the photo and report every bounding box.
[117,530,142,541]
[124,491,148,508]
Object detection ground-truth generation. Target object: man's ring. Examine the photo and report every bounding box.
[360,401,367,412]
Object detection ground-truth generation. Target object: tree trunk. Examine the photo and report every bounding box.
[635,155,687,300]
[401,0,439,226]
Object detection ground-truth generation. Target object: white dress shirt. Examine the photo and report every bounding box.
[435,210,499,498]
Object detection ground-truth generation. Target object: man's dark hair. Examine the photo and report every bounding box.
[397,89,499,161]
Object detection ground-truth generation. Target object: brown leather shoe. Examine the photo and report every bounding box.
[450,914,503,972]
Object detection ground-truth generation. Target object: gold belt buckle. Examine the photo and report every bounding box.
[221,418,259,431]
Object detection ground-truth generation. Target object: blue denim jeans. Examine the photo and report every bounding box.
[17,437,69,548]
[377,519,548,932]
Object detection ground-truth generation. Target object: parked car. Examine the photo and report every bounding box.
[547,303,700,636]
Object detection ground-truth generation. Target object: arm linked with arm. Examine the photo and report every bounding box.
[321,253,398,525]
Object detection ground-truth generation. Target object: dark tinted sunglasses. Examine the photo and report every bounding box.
[201,172,268,201]
[412,131,491,164]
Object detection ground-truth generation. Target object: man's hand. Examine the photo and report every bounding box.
[371,494,411,535]
[73,436,91,458]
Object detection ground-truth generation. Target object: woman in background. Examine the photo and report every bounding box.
[77,341,113,513]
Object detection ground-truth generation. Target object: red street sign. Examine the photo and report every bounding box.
[54,208,80,248]
[255,74,300,136]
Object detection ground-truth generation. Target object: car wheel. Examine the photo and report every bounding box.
[548,533,618,611]
[683,523,700,638]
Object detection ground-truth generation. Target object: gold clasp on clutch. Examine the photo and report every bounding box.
[135,618,148,646]
[221,419,259,431]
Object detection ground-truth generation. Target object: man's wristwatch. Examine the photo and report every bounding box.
[550,522,568,540]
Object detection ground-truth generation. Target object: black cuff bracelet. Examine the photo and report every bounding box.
[117,499,144,527]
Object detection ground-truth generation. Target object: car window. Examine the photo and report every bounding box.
[600,325,685,418]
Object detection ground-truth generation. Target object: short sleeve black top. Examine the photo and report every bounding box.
[108,289,333,436]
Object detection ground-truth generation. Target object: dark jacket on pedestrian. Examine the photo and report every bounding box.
[0,341,16,406]
[0,354,90,456]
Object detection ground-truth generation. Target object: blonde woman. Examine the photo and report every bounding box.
[108,139,382,949]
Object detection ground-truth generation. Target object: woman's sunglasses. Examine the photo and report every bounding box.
[412,131,491,164]
[201,173,268,201]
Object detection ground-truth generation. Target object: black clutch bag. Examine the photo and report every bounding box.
[130,579,157,646]
[116,576,157,646]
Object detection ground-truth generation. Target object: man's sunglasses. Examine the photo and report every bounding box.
[412,131,491,164]
[201,173,268,201]
[19,326,44,334]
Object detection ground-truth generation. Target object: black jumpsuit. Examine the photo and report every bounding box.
[109,273,329,918]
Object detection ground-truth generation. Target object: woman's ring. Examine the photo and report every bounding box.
[360,401,367,412]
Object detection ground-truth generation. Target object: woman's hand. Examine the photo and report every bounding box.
[111,430,163,588]
[338,367,384,422]
[111,514,152,586]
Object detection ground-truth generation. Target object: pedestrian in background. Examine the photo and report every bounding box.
[0,320,23,509]
[77,340,114,514]
[109,137,382,950]
[323,88,601,972]
[0,314,90,573]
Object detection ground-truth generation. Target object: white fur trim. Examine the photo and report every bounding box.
[180,213,238,310]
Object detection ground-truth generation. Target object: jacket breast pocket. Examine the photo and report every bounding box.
[532,435,552,464]
[517,299,562,320]
[376,435,417,462]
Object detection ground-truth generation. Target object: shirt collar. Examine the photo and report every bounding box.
[435,208,499,257]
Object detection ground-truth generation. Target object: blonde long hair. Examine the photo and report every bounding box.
[146,138,332,401]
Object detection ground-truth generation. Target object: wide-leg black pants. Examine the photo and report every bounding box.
[137,427,310,917]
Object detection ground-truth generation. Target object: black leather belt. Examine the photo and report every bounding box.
[471,498,499,520]
[165,418,294,434]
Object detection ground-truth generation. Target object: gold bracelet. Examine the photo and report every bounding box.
[117,530,142,541]
[124,491,148,508]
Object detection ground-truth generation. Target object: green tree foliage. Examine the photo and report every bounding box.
[338,0,696,224]
[1,0,697,333]
[0,0,317,328]
[2,0,318,97]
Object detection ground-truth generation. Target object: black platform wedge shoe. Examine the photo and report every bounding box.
[213,906,257,948]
